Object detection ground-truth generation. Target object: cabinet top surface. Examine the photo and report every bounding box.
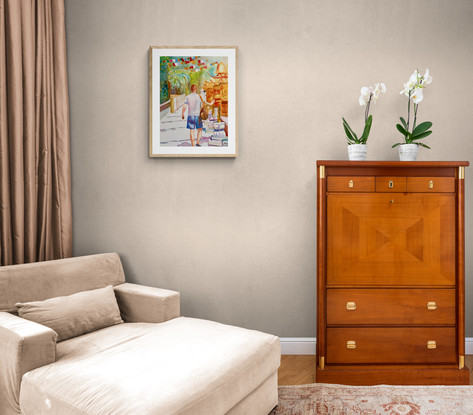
[317,160,469,167]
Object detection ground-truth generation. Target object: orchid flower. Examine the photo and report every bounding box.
[411,87,423,104]
[359,86,372,106]
[372,83,386,102]
[422,68,432,86]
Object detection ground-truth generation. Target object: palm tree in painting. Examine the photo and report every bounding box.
[168,70,190,95]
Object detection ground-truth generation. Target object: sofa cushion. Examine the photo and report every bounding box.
[16,285,123,341]
[19,317,280,415]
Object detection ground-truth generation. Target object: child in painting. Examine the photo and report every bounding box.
[181,84,203,147]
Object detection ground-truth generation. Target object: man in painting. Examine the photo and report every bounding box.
[181,84,203,147]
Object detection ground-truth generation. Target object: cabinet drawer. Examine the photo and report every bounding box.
[407,177,455,193]
[376,177,406,192]
[327,327,456,364]
[327,289,456,326]
[327,176,375,192]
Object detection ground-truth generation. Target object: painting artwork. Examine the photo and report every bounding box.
[149,47,237,157]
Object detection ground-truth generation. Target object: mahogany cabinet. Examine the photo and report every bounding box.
[316,161,469,385]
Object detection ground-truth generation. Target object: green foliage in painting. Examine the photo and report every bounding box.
[159,57,170,105]
[168,70,190,95]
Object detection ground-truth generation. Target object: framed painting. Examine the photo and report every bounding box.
[149,46,238,157]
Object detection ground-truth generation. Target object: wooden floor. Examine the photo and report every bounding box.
[278,355,473,386]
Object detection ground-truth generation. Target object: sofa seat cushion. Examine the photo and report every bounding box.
[19,317,280,415]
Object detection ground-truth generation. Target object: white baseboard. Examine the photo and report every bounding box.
[466,338,473,354]
[280,338,316,355]
[281,337,473,356]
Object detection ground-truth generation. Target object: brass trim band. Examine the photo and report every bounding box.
[319,165,325,179]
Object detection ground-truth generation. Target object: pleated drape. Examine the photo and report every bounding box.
[0,0,72,265]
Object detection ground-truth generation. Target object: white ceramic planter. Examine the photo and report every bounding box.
[347,144,367,161]
[398,144,418,161]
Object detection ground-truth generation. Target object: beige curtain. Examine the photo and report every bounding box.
[0,0,72,265]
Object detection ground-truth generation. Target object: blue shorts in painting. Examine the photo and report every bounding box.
[186,115,203,130]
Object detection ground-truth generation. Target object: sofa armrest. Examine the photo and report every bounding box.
[114,283,180,323]
[0,312,57,415]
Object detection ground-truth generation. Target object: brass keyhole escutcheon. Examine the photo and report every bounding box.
[346,341,356,349]
[388,180,394,188]
[348,180,354,188]
[427,341,437,349]
[427,302,437,311]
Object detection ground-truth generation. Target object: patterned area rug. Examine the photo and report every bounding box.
[269,383,473,414]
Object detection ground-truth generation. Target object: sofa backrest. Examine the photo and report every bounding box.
[0,253,126,312]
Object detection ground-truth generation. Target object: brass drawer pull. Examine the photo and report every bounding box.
[427,302,438,311]
[388,180,394,188]
[427,341,437,349]
[429,180,434,189]
[346,302,357,311]
[348,180,354,188]
[346,341,356,349]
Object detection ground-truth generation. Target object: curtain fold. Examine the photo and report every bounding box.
[0,0,72,266]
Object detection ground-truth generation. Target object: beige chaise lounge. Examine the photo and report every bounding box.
[0,253,280,415]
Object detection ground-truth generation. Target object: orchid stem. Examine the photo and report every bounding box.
[406,91,411,142]
[365,95,372,123]
[413,104,418,131]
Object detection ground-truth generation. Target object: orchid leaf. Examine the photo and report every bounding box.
[360,115,372,143]
[411,121,432,137]
[417,142,431,149]
[392,143,402,148]
[342,119,355,142]
[344,127,356,143]
[396,124,409,137]
[342,117,358,141]
[411,130,433,141]
[400,117,408,130]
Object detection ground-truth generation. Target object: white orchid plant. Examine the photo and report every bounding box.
[393,69,433,149]
[343,83,386,145]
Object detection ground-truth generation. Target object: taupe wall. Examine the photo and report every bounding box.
[65,0,473,337]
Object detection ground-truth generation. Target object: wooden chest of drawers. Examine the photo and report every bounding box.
[316,161,469,385]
